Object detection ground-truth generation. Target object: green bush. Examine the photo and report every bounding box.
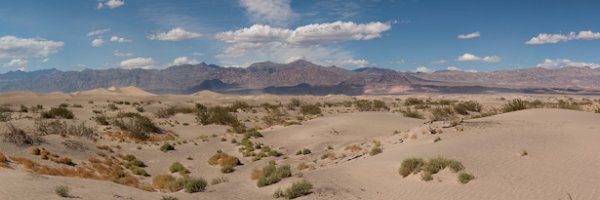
[503,99,527,112]
[458,172,475,184]
[41,107,74,119]
[274,180,313,199]
[160,143,175,152]
[256,163,292,187]
[184,177,207,193]
[399,158,425,177]
[169,162,190,175]
[54,185,70,197]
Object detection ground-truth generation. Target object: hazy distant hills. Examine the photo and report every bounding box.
[1,59,599,95]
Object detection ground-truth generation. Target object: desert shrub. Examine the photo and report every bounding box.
[453,101,483,115]
[160,143,175,152]
[228,101,252,112]
[41,107,74,119]
[557,100,581,110]
[35,120,95,138]
[169,162,190,175]
[19,105,28,113]
[503,99,527,112]
[107,104,118,111]
[0,105,11,122]
[399,158,425,177]
[0,152,9,168]
[422,157,448,174]
[372,100,389,111]
[287,98,302,109]
[400,108,424,119]
[458,172,475,184]
[184,177,207,193]
[114,113,161,139]
[274,180,313,199]
[2,123,44,146]
[433,137,442,143]
[369,146,383,156]
[404,98,425,106]
[255,163,292,187]
[430,106,455,121]
[220,165,235,173]
[54,185,70,197]
[300,104,322,115]
[421,172,433,181]
[195,105,246,133]
[353,100,373,111]
[208,151,241,167]
[129,166,149,176]
[94,115,110,125]
[446,159,464,172]
[295,148,311,155]
[161,196,178,200]
[211,177,229,185]
[156,106,194,118]
[263,108,286,126]
[153,174,185,192]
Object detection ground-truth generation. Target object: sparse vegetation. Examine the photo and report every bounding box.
[41,107,74,119]
[195,105,246,133]
[458,172,475,184]
[169,162,190,175]
[430,106,455,121]
[399,158,425,177]
[184,177,207,193]
[253,162,292,187]
[160,143,175,152]
[273,180,313,199]
[54,185,70,197]
[295,148,312,155]
[453,101,483,115]
[2,123,43,146]
[300,104,322,115]
[113,113,161,139]
[400,108,424,119]
[503,99,528,112]
[399,157,469,182]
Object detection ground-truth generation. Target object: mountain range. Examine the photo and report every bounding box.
[1,59,599,95]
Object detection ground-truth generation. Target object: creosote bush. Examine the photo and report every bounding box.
[2,123,44,146]
[41,107,74,119]
[184,177,207,193]
[54,185,70,197]
[274,180,314,199]
[453,101,483,115]
[253,162,292,187]
[113,112,161,139]
[430,106,455,121]
[503,99,528,112]
[458,172,475,184]
[195,104,246,133]
[169,162,190,175]
[300,104,322,115]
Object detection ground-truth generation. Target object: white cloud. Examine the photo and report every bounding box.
[215,21,391,67]
[3,59,27,68]
[110,35,131,43]
[432,59,447,65]
[98,0,124,9]
[172,56,200,66]
[148,28,203,41]
[120,57,157,69]
[87,28,111,36]
[447,66,461,71]
[113,50,133,57]
[457,53,501,63]
[482,56,502,62]
[91,38,105,47]
[458,32,480,39]
[0,36,64,59]
[536,58,600,69]
[415,66,432,73]
[526,30,600,45]
[216,21,391,46]
[239,0,296,27]
[328,59,369,67]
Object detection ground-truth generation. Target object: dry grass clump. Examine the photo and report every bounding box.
[211,176,229,185]
[54,185,71,197]
[320,152,337,160]
[2,123,44,146]
[184,177,207,193]
[41,107,74,119]
[252,162,292,187]
[295,148,312,155]
[208,151,241,173]
[453,101,483,115]
[31,147,41,155]
[369,141,383,156]
[354,99,389,111]
[300,104,322,115]
[113,112,162,140]
[344,144,363,153]
[273,180,314,199]
[399,157,470,183]
[153,174,185,192]
[503,99,528,112]
[400,108,424,119]
[155,106,194,118]
[430,106,456,121]
[35,120,95,138]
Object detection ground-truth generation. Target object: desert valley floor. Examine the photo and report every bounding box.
[1,87,599,200]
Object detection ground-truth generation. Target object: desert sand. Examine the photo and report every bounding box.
[1,87,599,200]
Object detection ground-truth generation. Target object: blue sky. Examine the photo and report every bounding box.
[1,0,600,73]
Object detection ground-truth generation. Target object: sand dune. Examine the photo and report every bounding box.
[75,86,156,97]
